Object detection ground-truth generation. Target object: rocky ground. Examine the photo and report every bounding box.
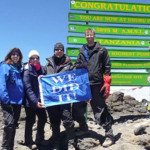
[0,92,150,150]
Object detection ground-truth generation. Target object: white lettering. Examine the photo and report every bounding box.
[52,73,76,83]
[58,92,77,102]
[51,83,79,93]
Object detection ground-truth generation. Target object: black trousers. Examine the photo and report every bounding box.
[47,104,74,138]
[72,84,113,129]
[1,103,21,150]
[24,107,47,144]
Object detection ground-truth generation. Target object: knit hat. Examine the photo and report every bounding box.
[54,42,64,51]
[28,50,39,58]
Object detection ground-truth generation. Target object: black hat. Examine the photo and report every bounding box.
[54,42,64,51]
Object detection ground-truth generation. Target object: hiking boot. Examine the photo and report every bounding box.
[79,123,88,132]
[40,134,59,146]
[35,138,45,145]
[51,142,60,150]
[102,136,115,147]
[40,139,51,146]
[76,123,89,136]
[28,144,37,150]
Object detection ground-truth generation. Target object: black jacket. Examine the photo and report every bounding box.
[23,63,46,107]
[45,54,72,74]
[76,42,111,85]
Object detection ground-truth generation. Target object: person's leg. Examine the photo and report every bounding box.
[47,106,61,149]
[35,108,47,144]
[61,104,75,149]
[61,104,74,129]
[24,107,36,144]
[13,105,21,128]
[1,104,21,150]
[90,84,114,147]
[72,102,88,131]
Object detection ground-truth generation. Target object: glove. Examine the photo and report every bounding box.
[100,75,111,99]
[75,61,88,69]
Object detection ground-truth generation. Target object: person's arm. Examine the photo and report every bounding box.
[100,48,111,99]
[23,69,41,108]
[0,63,10,104]
[74,47,88,69]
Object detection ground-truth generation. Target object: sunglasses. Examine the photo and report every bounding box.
[55,49,64,51]
[11,52,20,56]
[30,57,39,60]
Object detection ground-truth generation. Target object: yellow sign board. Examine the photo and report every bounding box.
[69,13,150,25]
[67,36,150,47]
[69,24,150,36]
[70,1,150,14]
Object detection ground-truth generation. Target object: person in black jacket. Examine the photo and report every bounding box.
[18,50,47,149]
[73,28,115,147]
[45,43,74,150]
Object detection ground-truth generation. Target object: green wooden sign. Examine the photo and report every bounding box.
[67,36,150,47]
[72,59,150,69]
[111,60,150,69]
[111,73,150,86]
[70,1,150,14]
[69,58,150,69]
[69,24,150,36]
[109,50,150,58]
[66,48,150,59]
[65,60,150,85]
[69,13,150,25]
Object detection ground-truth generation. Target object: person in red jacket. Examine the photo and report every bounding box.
[73,28,115,147]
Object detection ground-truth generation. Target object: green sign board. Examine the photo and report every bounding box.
[72,59,150,69]
[69,24,150,36]
[70,1,150,14]
[67,48,150,69]
[69,13,150,25]
[111,60,150,69]
[109,50,150,58]
[67,36,150,47]
[70,59,150,69]
[66,48,150,59]
[111,73,150,86]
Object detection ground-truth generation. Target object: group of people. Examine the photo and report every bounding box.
[0,28,115,150]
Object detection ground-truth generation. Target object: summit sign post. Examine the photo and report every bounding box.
[69,24,150,36]
[68,0,150,91]
[69,13,150,25]
[70,1,150,14]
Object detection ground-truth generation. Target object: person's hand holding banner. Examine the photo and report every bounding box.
[36,101,45,108]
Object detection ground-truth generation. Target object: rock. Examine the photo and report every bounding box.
[134,120,150,135]
[134,126,147,135]
[0,91,150,150]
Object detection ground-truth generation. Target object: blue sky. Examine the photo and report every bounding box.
[0,0,70,64]
[0,0,149,65]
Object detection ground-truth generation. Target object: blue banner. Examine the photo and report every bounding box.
[38,69,92,107]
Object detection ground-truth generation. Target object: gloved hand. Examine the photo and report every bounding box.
[75,61,88,69]
[100,75,111,99]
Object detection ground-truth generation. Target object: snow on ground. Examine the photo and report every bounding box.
[111,86,150,102]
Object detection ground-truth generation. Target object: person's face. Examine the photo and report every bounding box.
[29,55,40,65]
[54,48,64,58]
[85,30,95,45]
[11,52,20,64]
